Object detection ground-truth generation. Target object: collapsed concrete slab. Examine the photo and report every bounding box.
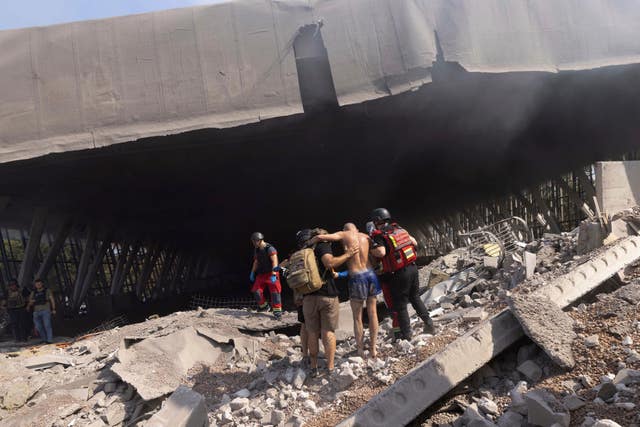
[147,386,208,427]
[23,354,75,370]
[112,327,230,400]
[337,236,640,427]
[532,236,640,306]
[508,293,576,369]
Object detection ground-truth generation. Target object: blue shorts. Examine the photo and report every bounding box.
[348,269,381,301]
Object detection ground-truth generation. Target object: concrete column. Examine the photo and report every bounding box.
[136,244,161,299]
[157,249,176,291]
[71,225,98,308]
[0,229,11,285]
[17,207,48,288]
[169,254,186,293]
[114,241,141,295]
[35,219,72,281]
[109,241,131,295]
[77,236,111,307]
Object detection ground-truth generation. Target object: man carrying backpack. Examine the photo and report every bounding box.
[249,232,282,320]
[295,228,357,377]
[311,223,381,359]
[370,208,435,341]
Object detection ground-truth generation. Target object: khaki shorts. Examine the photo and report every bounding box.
[302,295,339,334]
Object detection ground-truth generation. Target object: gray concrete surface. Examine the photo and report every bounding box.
[337,236,640,427]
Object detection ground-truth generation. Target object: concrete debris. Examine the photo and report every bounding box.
[23,355,75,370]
[524,389,570,427]
[147,386,208,427]
[517,360,543,382]
[3,228,640,427]
[562,394,586,411]
[112,326,229,400]
[508,293,577,369]
[584,335,600,348]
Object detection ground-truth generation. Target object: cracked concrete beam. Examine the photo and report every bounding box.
[338,236,640,427]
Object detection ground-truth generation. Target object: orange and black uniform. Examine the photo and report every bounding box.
[373,223,432,340]
[251,243,282,313]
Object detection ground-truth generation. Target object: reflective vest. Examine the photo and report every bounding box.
[373,224,417,273]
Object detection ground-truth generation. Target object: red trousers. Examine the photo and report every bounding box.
[251,272,282,312]
[381,281,400,333]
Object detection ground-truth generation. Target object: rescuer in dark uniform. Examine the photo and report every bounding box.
[1,279,29,342]
[249,232,282,320]
[370,208,435,340]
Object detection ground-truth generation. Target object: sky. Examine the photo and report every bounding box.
[0,0,224,30]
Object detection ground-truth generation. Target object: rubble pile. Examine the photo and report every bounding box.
[1,213,639,427]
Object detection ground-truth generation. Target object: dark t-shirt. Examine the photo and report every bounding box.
[254,243,277,274]
[308,241,339,297]
[373,231,393,282]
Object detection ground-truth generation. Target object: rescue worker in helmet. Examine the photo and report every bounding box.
[249,232,282,320]
[369,208,435,340]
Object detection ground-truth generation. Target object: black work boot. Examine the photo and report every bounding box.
[423,317,435,335]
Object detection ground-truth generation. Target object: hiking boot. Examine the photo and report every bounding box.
[423,318,435,335]
[273,311,282,320]
[309,367,320,378]
[256,305,269,313]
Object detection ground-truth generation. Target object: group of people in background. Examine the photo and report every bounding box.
[0,278,57,344]
[248,208,435,377]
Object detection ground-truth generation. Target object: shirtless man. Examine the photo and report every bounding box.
[311,223,380,358]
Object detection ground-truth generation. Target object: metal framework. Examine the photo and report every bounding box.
[0,159,629,307]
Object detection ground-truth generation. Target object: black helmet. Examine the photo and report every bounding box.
[250,232,264,242]
[296,229,313,249]
[370,208,391,223]
[365,221,376,235]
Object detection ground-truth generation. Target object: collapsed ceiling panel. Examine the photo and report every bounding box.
[1,0,639,163]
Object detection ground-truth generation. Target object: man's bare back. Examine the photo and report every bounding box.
[341,223,370,273]
[312,223,370,273]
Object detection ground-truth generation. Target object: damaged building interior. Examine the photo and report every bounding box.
[1,1,640,426]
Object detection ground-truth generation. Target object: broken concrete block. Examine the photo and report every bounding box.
[23,355,74,370]
[102,401,126,426]
[461,403,496,427]
[476,397,499,415]
[596,382,617,400]
[112,326,229,401]
[508,293,576,369]
[524,251,536,279]
[1,380,43,409]
[270,409,285,425]
[613,368,640,385]
[147,386,208,427]
[463,307,488,322]
[525,390,570,427]
[58,403,82,419]
[592,421,622,427]
[614,402,635,411]
[292,368,306,389]
[577,221,605,255]
[517,360,542,382]
[584,335,600,348]
[562,394,586,411]
[229,397,249,411]
[483,256,500,269]
[234,388,250,398]
[497,411,523,427]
